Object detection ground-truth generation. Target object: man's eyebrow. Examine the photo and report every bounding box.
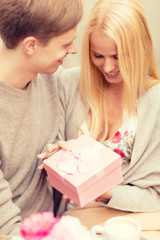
[63,36,77,47]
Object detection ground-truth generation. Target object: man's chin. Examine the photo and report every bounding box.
[43,66,60,75]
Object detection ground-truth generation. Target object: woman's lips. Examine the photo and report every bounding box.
[105,71,120,78]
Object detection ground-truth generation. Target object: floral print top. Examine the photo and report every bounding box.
[78,116,137,164]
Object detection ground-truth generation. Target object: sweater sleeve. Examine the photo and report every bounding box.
[56,67,87,141]
[0,67,62,234]
[0,168,21,235]
[106,83,160,212]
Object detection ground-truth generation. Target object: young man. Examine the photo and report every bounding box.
[0,0,83,235]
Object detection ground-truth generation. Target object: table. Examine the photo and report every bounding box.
[0,236,23,240]
[64,202,160,240]
[1,204,160,240]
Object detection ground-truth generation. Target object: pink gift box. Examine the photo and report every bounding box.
[43,135,123,207]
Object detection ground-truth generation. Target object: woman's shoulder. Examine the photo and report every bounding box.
[144,82,160,96]
[141,82,160,104]
[137,82,160,121]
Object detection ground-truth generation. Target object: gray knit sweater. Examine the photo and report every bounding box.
[0,68,63,235]
[58,66,160,212]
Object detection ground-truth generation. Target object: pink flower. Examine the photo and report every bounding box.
[44,222,74,240]
[44,216,92,240]
[124,131,129,136]
[20,213,92,240]
[20,212,59,240]
[113,149,125,158]
[110,131,121,143]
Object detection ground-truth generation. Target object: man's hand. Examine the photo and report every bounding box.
[37,140,74,169]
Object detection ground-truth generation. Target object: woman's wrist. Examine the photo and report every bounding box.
[96,189,112,203]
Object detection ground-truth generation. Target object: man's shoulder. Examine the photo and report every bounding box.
[58,66,81,90]
[38,66,80,82]
[60,66,80,75]
[38,65,63,81]
[59,66,80,82]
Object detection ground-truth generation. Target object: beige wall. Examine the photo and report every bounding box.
[63,0,160,74]
[0,0,159,73]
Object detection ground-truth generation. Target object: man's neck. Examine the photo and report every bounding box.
[0,46,37,89]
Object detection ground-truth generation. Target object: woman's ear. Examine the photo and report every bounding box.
[22,37,37,56]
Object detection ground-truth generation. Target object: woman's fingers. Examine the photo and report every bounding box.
[58,139,74,150]
[63,195,74,204]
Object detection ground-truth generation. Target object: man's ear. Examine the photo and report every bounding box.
[22,37,37,56]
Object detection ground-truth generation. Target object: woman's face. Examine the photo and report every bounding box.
[90,30,123,85]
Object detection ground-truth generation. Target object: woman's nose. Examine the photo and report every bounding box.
[103,58,115,73]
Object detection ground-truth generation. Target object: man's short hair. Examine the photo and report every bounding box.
[0,0,83,49]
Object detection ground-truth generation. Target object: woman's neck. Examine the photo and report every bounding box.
[107,81,123,94]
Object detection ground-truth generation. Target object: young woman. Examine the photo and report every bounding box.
[39,0,160,213]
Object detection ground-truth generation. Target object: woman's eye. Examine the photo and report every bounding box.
[113,54,118,60]
[93,53,103,58]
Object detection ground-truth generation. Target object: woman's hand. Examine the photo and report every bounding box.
[96,189,112,202]
[63,195,75,205]
[37,140,74,169]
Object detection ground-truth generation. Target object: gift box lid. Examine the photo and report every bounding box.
[43,135,122,193]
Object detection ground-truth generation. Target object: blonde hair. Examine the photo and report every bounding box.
[80,0,159,141]
[0,0,83,49]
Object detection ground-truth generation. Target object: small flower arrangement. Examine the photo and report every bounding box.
[20,212,92,240]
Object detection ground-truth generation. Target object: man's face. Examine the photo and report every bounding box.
[31,25,78,74]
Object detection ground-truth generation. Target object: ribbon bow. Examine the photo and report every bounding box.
[58,144,101,174]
